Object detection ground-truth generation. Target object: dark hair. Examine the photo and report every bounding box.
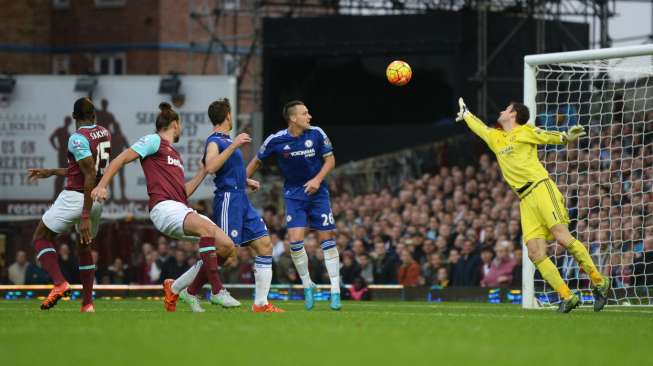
[208,98,231,126]
[282,100,304,122]
[156,102,179,131]
[510,102,530,125]
[72,97,95,121]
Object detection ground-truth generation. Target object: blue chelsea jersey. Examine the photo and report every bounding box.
[258,126,333,201]
[204,132,247,193]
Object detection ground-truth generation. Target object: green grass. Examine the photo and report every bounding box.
[1,299,651,366]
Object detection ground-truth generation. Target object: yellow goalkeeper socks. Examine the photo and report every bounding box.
[566,239,605,286]
[534,257,573,300]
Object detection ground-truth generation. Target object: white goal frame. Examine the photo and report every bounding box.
[522,44,653,309]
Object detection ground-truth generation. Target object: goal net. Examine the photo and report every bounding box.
[523,45,653,308]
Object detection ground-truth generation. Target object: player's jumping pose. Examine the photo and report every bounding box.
[247,100,341,311]
[28,97,111,312]
[457,98,610,313]
[91,102,239,312]
[173,98,284,313]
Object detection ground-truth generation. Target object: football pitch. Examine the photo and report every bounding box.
[1,300,651,366]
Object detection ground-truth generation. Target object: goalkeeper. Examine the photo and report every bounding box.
[456,98,609,313]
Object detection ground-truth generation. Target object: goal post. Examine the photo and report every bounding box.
[522,45,653,309]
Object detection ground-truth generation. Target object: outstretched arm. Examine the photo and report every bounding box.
[27,168,68,181]
[91,148,140,201]
[456,98,493,147]
[516,125,586,145]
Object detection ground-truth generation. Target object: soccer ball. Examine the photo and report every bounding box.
[386,60,412,86]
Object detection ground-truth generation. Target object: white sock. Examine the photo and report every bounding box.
[171,260,203,294]
[254,256,273,306]
[321,240,340,294]
[289,241,312,288]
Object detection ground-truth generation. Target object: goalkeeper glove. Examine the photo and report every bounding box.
[565,125,586,143]
[455,97,469,122]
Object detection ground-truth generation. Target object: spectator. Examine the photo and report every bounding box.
[357,253,374,284]
[58,243,79,283]
[436,267,450,288]
[348,277,370,301]
[270,233,285,261]
[221,255,241,284]
[511,248,523,288]
[8,250,29,285]
[480,240,516,288]
[479,247,494,281]
[161,249,189,280]
[273,241,298,284]
[25,260,50,284]
[451,240,481,286]
[422,253,443,286]
[155,237,175,275]
[108,257,129,284]
[398,250,421,286]
[341,251,361,285]
[237,249,254,284]
[634,236,653,286]
[372,242,397,284]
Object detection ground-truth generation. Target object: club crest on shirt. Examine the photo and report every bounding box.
[231,230,238,238]
[304,139,313,148]
[286,215,292,222]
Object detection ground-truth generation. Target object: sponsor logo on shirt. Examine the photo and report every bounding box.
[498,145,514,155]
[167,155,184,170]
[290,148,315,158]
[283,145,291,150]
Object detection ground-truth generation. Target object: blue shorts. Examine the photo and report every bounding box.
[213,191,268,246]
[285,193,335,231]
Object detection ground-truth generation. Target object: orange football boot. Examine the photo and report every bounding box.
[252,302,285,313]
[163,279,178,312]
[40,281,72,310]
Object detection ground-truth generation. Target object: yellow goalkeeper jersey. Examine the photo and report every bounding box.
[462,113,567,192]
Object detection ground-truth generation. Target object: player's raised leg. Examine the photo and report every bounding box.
[183,212,240,309]
[318,230,341,310]
[526,238,579,313]
[550,224,610,311]
[33,221,71,310]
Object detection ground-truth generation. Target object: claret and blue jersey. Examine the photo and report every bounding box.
[257,126,336,231]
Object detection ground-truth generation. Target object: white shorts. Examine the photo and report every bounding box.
[42,190,103,237]
[150,200,213,243]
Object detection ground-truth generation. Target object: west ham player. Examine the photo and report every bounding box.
[91,102,239,311]
[27,98,111,312]
[246,100,341,311]
[173,99,284,313]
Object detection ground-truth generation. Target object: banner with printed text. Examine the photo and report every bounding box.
[0,75,236,220]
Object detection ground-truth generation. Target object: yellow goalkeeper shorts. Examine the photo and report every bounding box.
[519,178,569,243]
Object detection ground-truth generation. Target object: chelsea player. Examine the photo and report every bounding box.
[247,101,341,311]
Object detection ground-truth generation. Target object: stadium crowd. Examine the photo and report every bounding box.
[3,114,653,293]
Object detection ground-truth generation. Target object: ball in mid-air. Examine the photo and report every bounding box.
[386,60,412,86]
